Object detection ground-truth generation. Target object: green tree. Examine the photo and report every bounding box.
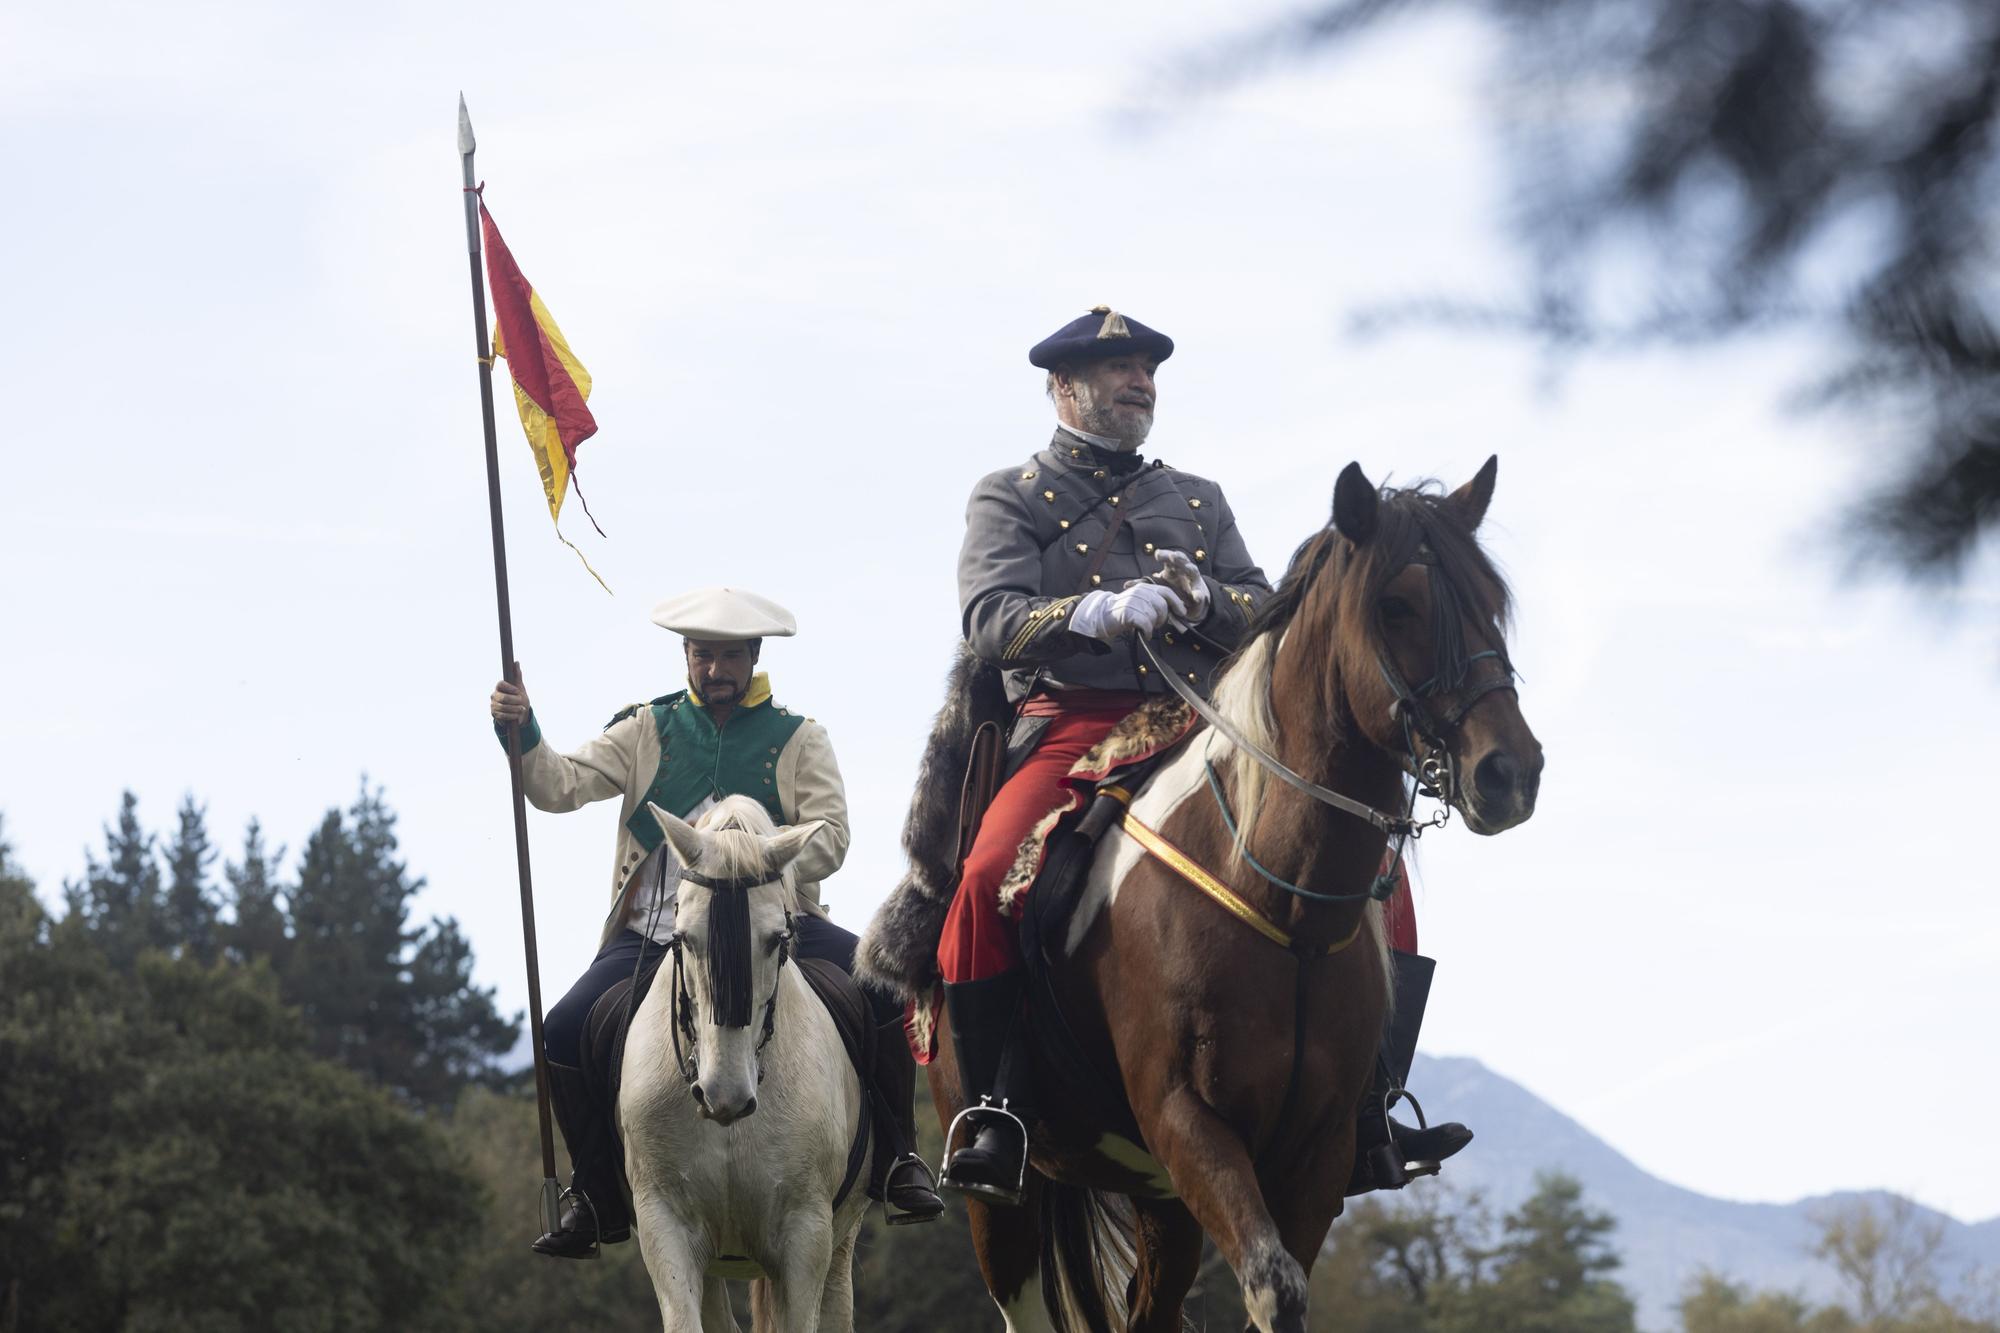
[1679,1273,1855,1333]
[161,792,220,964]
[406,914,521,1106]
[1472,1173,1635,1332]
[283,782,517,1107]
[1305,1175,1635,1333]
[0,850,479,1332]
[61,790,162,972]
[1677,1197,2000,1333]
[447,1087,660,1330]
[220,816,287,967]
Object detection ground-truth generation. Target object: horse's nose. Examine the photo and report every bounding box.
[705,1093,756,1126]
[1474,748,1538,807]
[690,1083,709,1112]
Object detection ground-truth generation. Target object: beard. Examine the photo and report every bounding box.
[1073,379,1153,449]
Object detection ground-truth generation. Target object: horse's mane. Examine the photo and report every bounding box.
[692,795,803,909]
[1244,479,1512,663]
[690,796,801,1028]
[1199,481,1510,1009]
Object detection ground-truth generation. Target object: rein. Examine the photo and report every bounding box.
[1137,635,1425,841]
[1129,540,1520,934]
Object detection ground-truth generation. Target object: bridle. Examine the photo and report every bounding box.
[1377,548,1518,807]
[663,865,796,1087]
[1137,547,1517,904]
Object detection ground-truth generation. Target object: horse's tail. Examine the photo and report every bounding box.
[1038,1180,1134,1333]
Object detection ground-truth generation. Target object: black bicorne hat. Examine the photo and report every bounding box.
[1028,306,1174,370]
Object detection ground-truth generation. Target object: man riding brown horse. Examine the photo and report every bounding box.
[931,306,1472,1202]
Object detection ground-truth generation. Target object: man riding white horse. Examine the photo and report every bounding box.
[488,586,943,1258]
[936,307,1473,1201]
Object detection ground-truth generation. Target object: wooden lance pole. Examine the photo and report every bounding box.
[457,94,562,1234]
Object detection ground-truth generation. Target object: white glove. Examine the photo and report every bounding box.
[1149,549,1211,626]
[1069,582,1188,643]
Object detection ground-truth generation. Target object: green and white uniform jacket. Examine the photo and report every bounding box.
[496,673,848,941]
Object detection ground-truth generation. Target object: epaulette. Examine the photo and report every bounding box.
[604,691,684,730]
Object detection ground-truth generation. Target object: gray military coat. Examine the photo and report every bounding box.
[959,428,1274,699]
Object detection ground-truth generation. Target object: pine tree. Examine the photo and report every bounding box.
[62,791,163,972]
[1,860,479,1331]
[221,818,288,967]
[282,781,517,1107]
[1463,1174,1637,1333]
[406,914,521,1107]
[285,789,417,1092]
[161,793,220,964]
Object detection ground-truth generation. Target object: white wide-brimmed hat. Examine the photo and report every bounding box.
[649,586,798,640]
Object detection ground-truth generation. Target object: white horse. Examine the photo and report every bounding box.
[619,795,874,1333]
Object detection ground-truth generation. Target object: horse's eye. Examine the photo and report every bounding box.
[1380,595,1416,623]
[767,931,790,955]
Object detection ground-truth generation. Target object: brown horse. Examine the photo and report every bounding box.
[926,457,1542,1333]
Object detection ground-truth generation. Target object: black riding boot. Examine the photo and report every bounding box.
[1347,952,1474,1197]
[939,972,1033,1206]
[869,1010,945,1224]
[532,1062,632,1258]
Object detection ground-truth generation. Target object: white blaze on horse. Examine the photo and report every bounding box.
[619,796,873,1333]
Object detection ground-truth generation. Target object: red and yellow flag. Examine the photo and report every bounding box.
[480,202,607,588]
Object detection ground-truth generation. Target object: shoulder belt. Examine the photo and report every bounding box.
[605,692,684,730]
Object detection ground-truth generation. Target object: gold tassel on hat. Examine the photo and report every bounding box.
[1094,307,1131,340]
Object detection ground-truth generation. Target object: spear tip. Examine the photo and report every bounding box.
[458,94,476,156]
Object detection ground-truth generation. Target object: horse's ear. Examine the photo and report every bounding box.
[648,803,706,867]
[764,820,825,871]
[1332,462,1379,543]
[1448,455,1498,532]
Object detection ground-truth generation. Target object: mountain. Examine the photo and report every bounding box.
[1406,1054,2000,1331]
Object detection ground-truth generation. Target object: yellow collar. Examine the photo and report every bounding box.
[688,672,772,710]
[1121,810,1365,957]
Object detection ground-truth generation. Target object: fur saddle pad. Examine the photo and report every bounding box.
[995,696,1194,919]
[889,695,1196,1064]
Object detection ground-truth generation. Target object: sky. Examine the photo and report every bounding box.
[5,0,1997,1224]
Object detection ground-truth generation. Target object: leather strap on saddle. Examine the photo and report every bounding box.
[955,719,1005,877]
[1077,485,1134,591]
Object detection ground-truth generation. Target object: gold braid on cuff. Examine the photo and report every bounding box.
[1003,595,1082,660]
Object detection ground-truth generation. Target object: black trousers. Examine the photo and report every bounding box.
[543,914,895,1068]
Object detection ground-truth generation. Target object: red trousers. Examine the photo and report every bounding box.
[937,698,1421,985]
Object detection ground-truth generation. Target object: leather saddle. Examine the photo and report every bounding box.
[951,714,1167,1149]
[581,949,877,1210]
